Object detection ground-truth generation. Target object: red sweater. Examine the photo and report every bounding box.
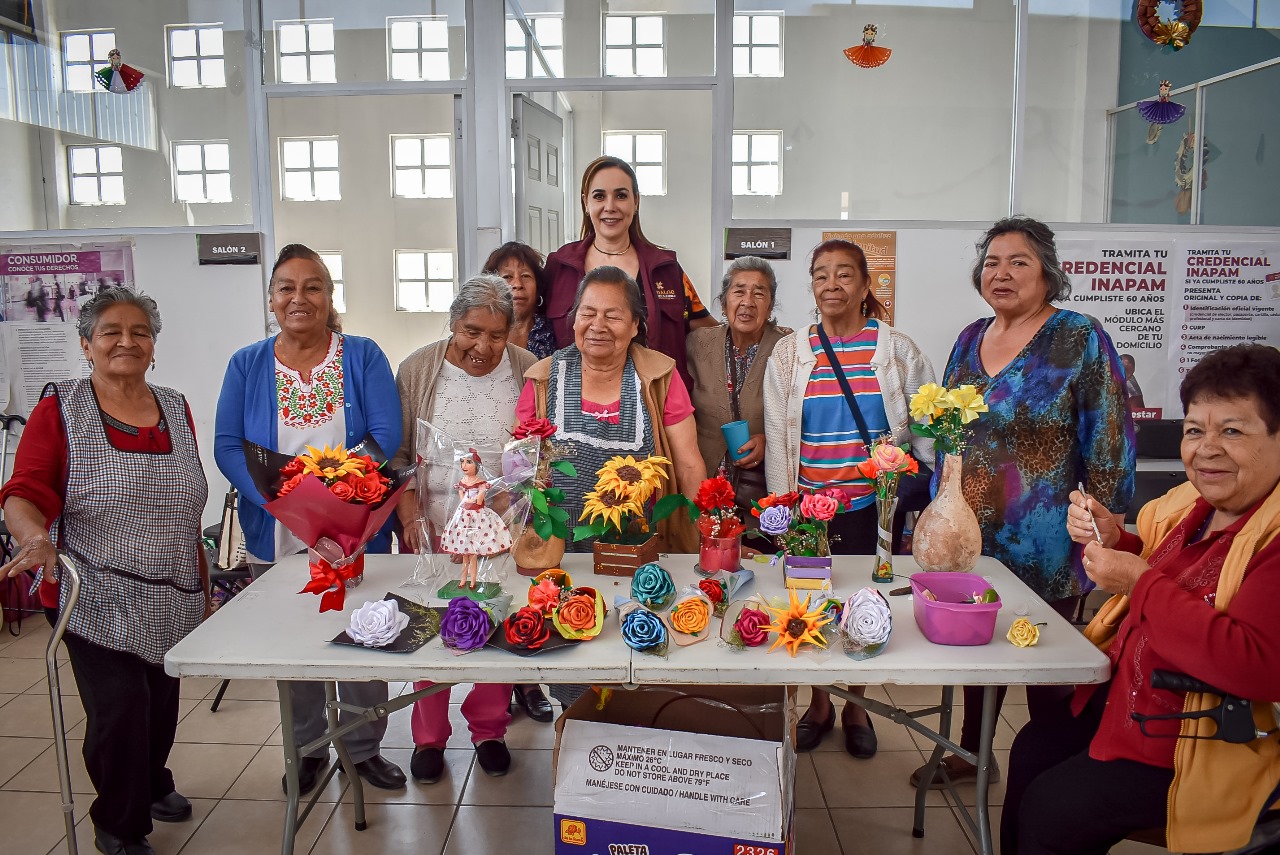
[0,395,197,608]
[1075,497,1280,769]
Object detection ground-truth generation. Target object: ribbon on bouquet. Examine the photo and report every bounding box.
[299,537,366,612]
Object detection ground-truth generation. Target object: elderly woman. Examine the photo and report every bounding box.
[390,274,538,781]
[1003,344,1280,855]
[215,244,405,796]
[483,241,556,359]
[765,239,935,759]
[686,256,788,518]
[911,216,1136,790]
[1,289,207,855]
[543,156,717,387]
[518,265,707,707]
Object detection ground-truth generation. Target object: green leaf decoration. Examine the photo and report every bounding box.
[653,493,696,522]
[533,516,553,541]
[548,506,570,522]
[528,490,549,513]
[551,460,577,477]
[544,487,566,505]
[572,522,604,542]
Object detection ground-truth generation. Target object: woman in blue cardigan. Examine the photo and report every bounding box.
[214,244,406,795]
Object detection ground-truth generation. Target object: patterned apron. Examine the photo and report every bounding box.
[51,379,208,666]
[545,348,655,553]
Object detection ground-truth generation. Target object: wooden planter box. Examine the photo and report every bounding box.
[783,555,832,591]
[593,536,659,577]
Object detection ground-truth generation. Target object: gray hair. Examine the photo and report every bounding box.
[448,273,514,329]
[570,266,647,347]
[718,256,778,314]
[971,215,1072,303]
[77,287,162,340]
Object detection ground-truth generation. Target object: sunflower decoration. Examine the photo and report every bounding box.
[762,589,835,657]
[574,454,695,546]
[299,444,369,481]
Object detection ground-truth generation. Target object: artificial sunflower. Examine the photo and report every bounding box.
[763,589,835,657]
[946,385,989,424]
[300,444,367,481]
[579,488,644,534]
[909,383,951,421]
[595,455,671,505]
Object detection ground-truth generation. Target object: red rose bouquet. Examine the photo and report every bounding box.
[243,436,413,612]
[693,475,746,539]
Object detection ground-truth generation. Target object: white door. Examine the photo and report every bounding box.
[512,95,565,254]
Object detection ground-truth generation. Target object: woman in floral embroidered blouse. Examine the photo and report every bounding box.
[214,244,407,796]
[911,216,1136,792]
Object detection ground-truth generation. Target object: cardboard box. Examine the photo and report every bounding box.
[553,686,796,855]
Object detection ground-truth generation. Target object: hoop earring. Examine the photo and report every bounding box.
[537,293,545,308]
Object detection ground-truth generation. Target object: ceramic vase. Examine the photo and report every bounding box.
[911,453,982,572]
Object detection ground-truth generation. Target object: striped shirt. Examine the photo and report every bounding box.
[798,322,887,509]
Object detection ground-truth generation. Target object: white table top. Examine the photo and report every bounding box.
[166,554,1108,687]
[1136,457,1185,473]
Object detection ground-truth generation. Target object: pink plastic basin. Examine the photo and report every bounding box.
[910,572,1002,646]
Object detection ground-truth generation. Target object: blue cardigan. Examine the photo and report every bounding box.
[214,334,403,561]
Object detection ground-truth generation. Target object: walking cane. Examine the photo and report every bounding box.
[48,553,81,855]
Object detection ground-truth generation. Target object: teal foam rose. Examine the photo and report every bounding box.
[630,562,675,610]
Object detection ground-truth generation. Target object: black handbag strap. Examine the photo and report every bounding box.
[816,323,874,449]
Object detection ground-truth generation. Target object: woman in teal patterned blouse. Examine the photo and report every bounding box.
[911,216,1136,791]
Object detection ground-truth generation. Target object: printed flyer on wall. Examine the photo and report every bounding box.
[1168,240,1279,410]
[1059,239,1174,420]
[0,241,134,324]
[822,230,897,325]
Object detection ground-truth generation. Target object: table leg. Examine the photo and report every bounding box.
[325,681,367,831]
[278,681,301,855]
[913,685,953,838]
[973,686,999,855]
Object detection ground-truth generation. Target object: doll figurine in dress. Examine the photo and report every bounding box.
[439,450,513,588]
[1138,80,1187,144]
[95,48,145,93]
[844,24,892,69]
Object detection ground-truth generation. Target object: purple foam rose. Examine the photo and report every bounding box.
[440,597,493,651]
[758,505,792,536]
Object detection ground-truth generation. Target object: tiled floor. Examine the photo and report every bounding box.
[0,622,1163,855]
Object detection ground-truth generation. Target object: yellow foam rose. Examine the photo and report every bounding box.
[1006,617,1044,647]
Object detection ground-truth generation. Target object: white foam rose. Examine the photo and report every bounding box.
[345,599,410,648]
[840,587,892,646]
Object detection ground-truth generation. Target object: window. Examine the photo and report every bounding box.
[62,30,115,92]
[318,251,346,314]
[506,16,563,78]
[387,16,449,81]
[602,132,665,195]
[167,24,225,88]
[173,141,232,204]
[276,19,335,84]
[279,137,340,201]
[603,15,664,77]
[395,250,455,312]
[732,14,781,77]
[732,132,782,195]
[391,135,453,198]
[68,145,124,205]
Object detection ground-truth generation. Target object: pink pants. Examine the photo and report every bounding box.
[411,681,512,747]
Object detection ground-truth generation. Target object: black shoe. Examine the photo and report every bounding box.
[150,790,192,822]
[350,754,407,790]
[281,754,328,796]
[94,828,156,855]
[410,747,445,784]
[475,740,511,777]
[795,706,835,752]
[843,715,878,759]
[512,684,554,723]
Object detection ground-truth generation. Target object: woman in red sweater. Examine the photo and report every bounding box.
[1003,344,1280,855]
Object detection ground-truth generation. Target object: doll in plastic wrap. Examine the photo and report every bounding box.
[438,449,512,587]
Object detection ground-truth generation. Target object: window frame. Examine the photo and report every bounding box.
[731,130,783,196]
[386,15,451,82]
[505,14,564,79]
[602,14,666,78]
[389,133,455,199]
[165,23,226,89]
[732,13,783,78]
[61,28,116,93]
[274,18,336,85]
[317,251,346,314]
[278,136,341,202]
[601,130,667,196]
[67,144,125,206]
[172,140,233,205]
[394,248,456,313]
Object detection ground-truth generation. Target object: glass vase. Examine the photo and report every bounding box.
[873,494,897,583]
[696,534,742,577]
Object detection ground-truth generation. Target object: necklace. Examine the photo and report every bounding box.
[592,241,631,257]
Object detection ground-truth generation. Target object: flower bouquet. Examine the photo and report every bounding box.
[667,590,714,646]
[630,562,676,611]
[695,569,755,618]
[693,475,746,577]
[508,418,577,575]
[761,589,836,657]
[751,490,843,591]
[908,384,989,572]
[839,588,893,660]
[242,437,413,612]
[573,455,695,576]
[853,439,920,583]
[329,593,442,653]
[721,599,773,650]
[488,569,600,655]
[439,593,512,653]
[617,601,669,657]
[551,586,607,640]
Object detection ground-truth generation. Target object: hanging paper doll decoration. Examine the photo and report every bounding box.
[1138,80,1187,144]
[439,450,513,589]
[95,48,145,93]
[844,24,891,69]
[1136,0,1200,51]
